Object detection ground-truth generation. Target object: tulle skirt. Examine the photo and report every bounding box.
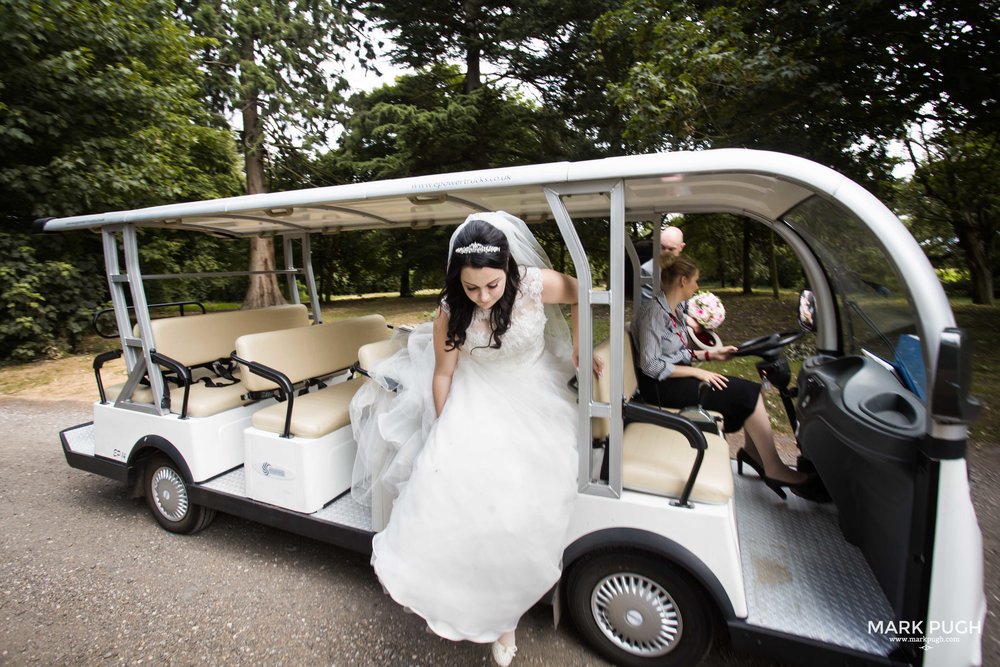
[351,323,579,642]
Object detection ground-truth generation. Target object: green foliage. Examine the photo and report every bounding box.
[0,232,103,361]
[176,0,366,306]
[362,0,622,152]
[0,0,243,220]
[137,230,249,304]
[178,0,364,154]
[897,128,1000,304]
[331,64,580,179]
[591,0,998,190]
[0,0,243,361]
[310,66,593,298]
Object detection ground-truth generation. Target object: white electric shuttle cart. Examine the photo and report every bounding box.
[39,150,984,666]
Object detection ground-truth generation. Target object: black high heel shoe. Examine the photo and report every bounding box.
[737,449,815,501]
[736,448,765,478]
[762,473,824,501]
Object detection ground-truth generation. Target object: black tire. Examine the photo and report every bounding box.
[567,552,714,667]
[143,454,215,534]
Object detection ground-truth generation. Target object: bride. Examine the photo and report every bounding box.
[349,212,594,666]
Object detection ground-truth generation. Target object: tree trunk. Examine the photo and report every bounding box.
[240,34,285,310]
[397,231,413,297]
[741,220,752,294]
[463,0,482,93]
[952,213,996,306]
[769,229,780,299]
[717,236,726,288]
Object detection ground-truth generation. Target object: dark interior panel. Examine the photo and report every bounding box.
[797,355,928,617]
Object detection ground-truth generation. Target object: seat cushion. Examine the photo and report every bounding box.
[251,378,363,438]
[104,378,250,417]
[622,422,733,504]
[177,382,251,418]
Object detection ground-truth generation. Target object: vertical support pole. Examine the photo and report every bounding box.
[624,235,641,304]
[102,229,139,371]
[607,182,626,497]
[282,235,300,305]
[545,180,625,498]
[301,233,322,324]
[122,224,168,415]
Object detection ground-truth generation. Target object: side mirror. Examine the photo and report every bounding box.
[798,289,817,333]
[931,328,981,425]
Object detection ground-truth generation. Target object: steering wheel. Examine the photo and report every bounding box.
[733,331,804,358]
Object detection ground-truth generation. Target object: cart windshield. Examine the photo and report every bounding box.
[783,196,926,396]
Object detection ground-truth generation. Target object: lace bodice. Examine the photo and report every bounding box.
[458,266,547,365]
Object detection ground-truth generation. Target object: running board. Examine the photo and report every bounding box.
[60,422,131,485]
[189,467,374,555]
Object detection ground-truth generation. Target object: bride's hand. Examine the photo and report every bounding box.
[572,348,604,378]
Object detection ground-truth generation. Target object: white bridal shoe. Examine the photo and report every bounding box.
[491,640,517,666]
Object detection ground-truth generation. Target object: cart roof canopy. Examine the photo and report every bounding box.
[38,150,844,236]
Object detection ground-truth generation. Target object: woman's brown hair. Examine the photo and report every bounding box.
[658,254,699,288]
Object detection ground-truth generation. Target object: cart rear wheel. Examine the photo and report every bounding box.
[567,552,714,667]
[143,454,215,534]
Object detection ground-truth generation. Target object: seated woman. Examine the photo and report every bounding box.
[632,254,811,499]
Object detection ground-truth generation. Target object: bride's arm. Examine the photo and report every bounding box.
[539,268,603,377]
[432,307,459,417]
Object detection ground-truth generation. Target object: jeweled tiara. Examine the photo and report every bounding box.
[454,242,501,255]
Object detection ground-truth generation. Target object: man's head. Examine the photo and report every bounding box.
[659,225,685,257]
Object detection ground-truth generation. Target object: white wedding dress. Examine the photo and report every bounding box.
[350,266,579,642]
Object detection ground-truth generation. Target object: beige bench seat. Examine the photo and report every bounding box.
[250,379,363,438]
[593,334,734,505]
[104,304,310,417]
[621,421,733,503]
[235,314,391,439]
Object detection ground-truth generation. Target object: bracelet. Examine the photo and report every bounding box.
[705,350,710,361]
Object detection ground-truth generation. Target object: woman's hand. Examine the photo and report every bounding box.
[706,345,739,362]
[698,368,729,390]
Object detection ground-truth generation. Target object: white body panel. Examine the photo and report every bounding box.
[565,491,747,618]
[93,400,270,482]
[922,460,985,666]
[243,425,357,514]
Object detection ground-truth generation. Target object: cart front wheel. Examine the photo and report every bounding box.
[143,454,214,534]
[567,552,714,667]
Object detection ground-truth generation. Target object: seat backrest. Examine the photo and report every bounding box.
[592,331,640,440]
[146,304,309,367]
[357,338,402,374]
[236,314,390,392]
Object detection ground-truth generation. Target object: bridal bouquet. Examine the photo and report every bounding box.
[689,291,726,330]
[688,291,726,353]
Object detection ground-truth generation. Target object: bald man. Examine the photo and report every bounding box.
[640,225,685,299]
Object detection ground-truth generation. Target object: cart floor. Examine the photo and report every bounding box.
[200,466,373,532]
[733,461,896,656]
[64,421,96,456]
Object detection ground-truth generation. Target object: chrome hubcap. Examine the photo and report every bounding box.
[151,466,188,522]
[591,572,681,657]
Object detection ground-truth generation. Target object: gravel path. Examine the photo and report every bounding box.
[1,397,993,666]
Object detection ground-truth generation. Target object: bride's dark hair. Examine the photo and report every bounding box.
[442,219,520,351]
